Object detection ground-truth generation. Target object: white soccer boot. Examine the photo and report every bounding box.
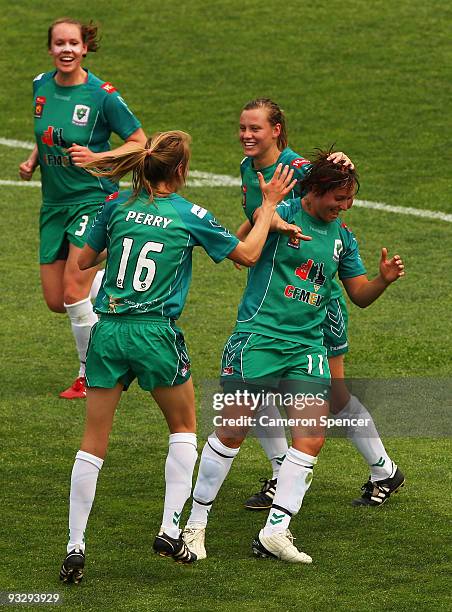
[252,529,312,564]
[182,524,207,560]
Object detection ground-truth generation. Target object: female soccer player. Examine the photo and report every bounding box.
[19,18,146,399]
[58,130,298,583]
[183,152,404,563]
[235,99,403,510]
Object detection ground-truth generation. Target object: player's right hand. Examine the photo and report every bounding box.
[258,163,297,208]
[279,221,312,243]
[19,159,36,181]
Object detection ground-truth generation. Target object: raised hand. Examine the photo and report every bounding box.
[379,248,404,284]
[258,163,297,208]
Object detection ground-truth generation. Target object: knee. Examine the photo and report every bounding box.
[216,434,243,449]
[44,296,66,313]
[293,435,325,457]
[63,285,89,305]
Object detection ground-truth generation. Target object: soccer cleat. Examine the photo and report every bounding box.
[352,467,405,507]
[59,547,85,584]
[252,529,312,564]
[244,478,277,510]
[182,525,207,560]
[59,377,87,400]
[153,531,197,564]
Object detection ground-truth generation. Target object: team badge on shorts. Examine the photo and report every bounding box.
[72,105,91,126]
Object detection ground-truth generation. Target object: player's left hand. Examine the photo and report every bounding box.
[379,248,404,284]
[327,151,354,169]
[67,143,98,166]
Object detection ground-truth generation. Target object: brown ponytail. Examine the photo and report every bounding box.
[83,131,192,203]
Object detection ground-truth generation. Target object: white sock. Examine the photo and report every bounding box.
[254,400,288,479]
[65,297,98,377]
[263,447,317,536]
[187,433,239,527]
[160,433,197,538]
[68,450,103,553]
[338,395,393,480]
[90,269,105,301]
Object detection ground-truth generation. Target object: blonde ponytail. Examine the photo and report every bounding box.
[83,130,192,204]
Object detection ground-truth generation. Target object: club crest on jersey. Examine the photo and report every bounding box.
[222,366,234,375]
[333,239,343,262]
[287,237,300,250]
[72,104,90,126]
[101,82,117,94]
[34,96,46,118]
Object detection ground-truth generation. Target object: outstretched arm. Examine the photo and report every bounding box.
[228,164,296,266]
[342,248,404,308]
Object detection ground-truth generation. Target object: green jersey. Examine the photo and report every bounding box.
[33,70,141,206]
[240,147,344,303]
[240,146,310,222]
[86,190,239,319]
[234,198,366,347]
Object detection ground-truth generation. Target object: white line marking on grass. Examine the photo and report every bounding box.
[353,200,452,223]
[2,137,451,222]
[0,137,35,149]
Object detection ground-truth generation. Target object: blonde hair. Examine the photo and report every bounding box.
[83,130,192,202]
[48,18,100,53]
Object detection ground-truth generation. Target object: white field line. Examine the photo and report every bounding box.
[2,137,451,223]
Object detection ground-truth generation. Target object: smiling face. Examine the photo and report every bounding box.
[305,184,356,223]
[48,22,87,78]
[239,108,281,168]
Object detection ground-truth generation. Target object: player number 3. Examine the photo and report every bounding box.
[74,214,90,236]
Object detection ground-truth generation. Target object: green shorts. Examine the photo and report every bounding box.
[220,332,330,391]
[85,315,191,391]
[39,201,103,264]
[322,295,349,357]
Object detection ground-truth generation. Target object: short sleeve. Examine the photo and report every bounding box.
[86,200,115,252]
[276,198,301,223]
[102,92,141,140]
[183,204,240,263]
[338,226,367,279]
